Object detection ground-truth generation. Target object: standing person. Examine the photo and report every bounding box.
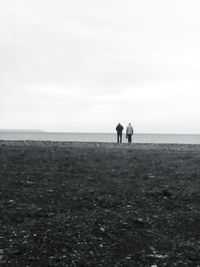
[116,123,124,143]
[126,123,134,143]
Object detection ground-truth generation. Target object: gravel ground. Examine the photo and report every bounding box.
[0,141,200,266]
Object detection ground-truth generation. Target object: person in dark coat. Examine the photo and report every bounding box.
[116,123,124,143]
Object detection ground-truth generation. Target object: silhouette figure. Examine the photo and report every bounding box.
[116,123,124,143]
[126,123,134,143]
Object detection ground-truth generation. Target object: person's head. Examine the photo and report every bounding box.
[129,123,131,125]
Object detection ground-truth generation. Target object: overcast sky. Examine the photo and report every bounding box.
[1,0,200,133]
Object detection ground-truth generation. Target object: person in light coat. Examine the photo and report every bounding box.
[126,123,134,143]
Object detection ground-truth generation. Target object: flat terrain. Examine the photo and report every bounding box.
[0,141,200,266]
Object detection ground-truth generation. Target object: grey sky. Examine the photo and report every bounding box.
[1,0,200,133]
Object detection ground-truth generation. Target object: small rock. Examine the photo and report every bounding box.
[162,189,172,197]
[149,254,169,259]
[26,181,34,185]
[88,177,95,181]
[134,218,145,226]
[149,175,155,179]
[149,246,157,253]
[89,189,95,194]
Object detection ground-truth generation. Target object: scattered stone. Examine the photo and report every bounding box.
[88,177,95,182]
[26,181,35,185]
[134,218,145,226]
[148,254,169,259]
[149,175,155,179]
[1,141,200,266]
[89,189,95,194]
[149,246,157,254]
[162,189,172,197]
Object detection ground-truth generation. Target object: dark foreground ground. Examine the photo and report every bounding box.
[0,141,200,267]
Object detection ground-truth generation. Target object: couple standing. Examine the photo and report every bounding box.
[116,123,134,144]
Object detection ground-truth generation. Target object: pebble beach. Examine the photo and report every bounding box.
[0,141,200,266]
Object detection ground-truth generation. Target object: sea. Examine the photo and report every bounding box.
[0,131,200,144]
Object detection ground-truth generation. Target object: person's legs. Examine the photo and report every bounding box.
[117,133,120,143]
[128,134,132,143]
[119,133,122,143]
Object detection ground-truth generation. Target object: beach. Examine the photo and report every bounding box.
[0,141,200,266]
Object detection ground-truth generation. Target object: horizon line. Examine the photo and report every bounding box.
[0,129,200,135]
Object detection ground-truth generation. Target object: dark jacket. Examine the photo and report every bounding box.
[116,124,124,134]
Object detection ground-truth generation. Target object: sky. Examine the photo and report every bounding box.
[1,0,200,133]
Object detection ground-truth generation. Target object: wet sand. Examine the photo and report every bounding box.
[0,141,200,266]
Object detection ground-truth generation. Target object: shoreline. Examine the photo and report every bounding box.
[1,139,200,150]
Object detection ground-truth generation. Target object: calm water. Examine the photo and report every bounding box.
[0,132,200,144]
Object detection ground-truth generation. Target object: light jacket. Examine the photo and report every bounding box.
[126,125,134,135]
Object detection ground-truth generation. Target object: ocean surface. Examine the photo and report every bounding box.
[0,132,200,144]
